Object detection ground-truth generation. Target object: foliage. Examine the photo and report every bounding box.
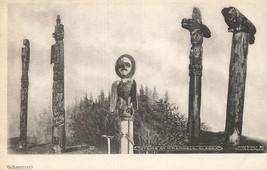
[28,107,52,144]
[135,86,188,147]
[29,85,211,153]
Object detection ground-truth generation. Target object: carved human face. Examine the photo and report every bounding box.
[23,39,30,46]
[190,29,203,45]
[115,54,136,78]
[118,57,132,76]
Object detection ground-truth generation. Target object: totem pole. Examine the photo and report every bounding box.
[222,7,256,146]
[19,39,30,149]
[110,54,138,154]
[51,15,66,153]
[181,8,211,140]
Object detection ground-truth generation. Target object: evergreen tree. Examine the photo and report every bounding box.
[28,86,210,153]
[164,91,169,103]
[152,87,159,103]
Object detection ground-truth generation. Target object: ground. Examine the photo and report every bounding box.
[8,131,266,154]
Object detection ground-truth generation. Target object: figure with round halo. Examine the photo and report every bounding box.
[110,54,138,154]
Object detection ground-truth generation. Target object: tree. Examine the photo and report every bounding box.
[98,90,105,106]
[25,86,210,153]
[134,86,187,152]
[164,91,169,103]
[28,107,52,144]
[152,87,159,103]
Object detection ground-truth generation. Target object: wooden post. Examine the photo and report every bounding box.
[19,39,30,149]
[51,15,66,153]
[107,138,111,154]
[181,8,211,140]
[110,54,138,154]
[222,7,256,146]
[102,135,114,154]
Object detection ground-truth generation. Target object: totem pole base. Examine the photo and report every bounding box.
[51,124,65,153]
[120,119,133,154]
[18,143,27,149]
[18,134,27,149]
[51,146,62,154]
[187,75,201,140]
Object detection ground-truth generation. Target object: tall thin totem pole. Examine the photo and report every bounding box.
[51,15,66,153]
[110,54,138,154]
[182,8,211,140]
[222,7,256,146]
[19,39,30,149]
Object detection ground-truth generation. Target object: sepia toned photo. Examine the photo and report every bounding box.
[1,0,267,169]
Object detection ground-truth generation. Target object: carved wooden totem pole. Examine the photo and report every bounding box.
[181,8,211,140]
[19,39,30,149]
[222,7,256,146]
[51,15,66,153]
[110,54,138,154]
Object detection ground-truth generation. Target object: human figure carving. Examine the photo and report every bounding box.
[110,54,138,154]
[181,8,211,140]
[51,15,65,153]
[19,39,30,149]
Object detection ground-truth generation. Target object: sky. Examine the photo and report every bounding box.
[7,1,267,140]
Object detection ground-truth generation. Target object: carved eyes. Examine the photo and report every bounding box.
[119,61,131,68]
[125,62,131,68]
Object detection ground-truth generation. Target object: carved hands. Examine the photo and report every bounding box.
[118,97,133,119]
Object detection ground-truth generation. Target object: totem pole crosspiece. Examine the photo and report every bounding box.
[51,15,66,153]
[222,7,256,146]
[110,54,138,154]
[181,8,211,140]
[19,39,30,149]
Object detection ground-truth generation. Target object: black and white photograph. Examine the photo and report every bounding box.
[0,0,267,169]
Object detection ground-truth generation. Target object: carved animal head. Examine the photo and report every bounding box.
[115,54,136,79]
[222,7,242,31]
[181,18,211,38]
[222,7,256,44]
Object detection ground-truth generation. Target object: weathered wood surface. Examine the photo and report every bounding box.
[222,7,256,146]
[181,8,211,140]
[110,54,138,154]
[19,39,30,149]
[51,15,66,153]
